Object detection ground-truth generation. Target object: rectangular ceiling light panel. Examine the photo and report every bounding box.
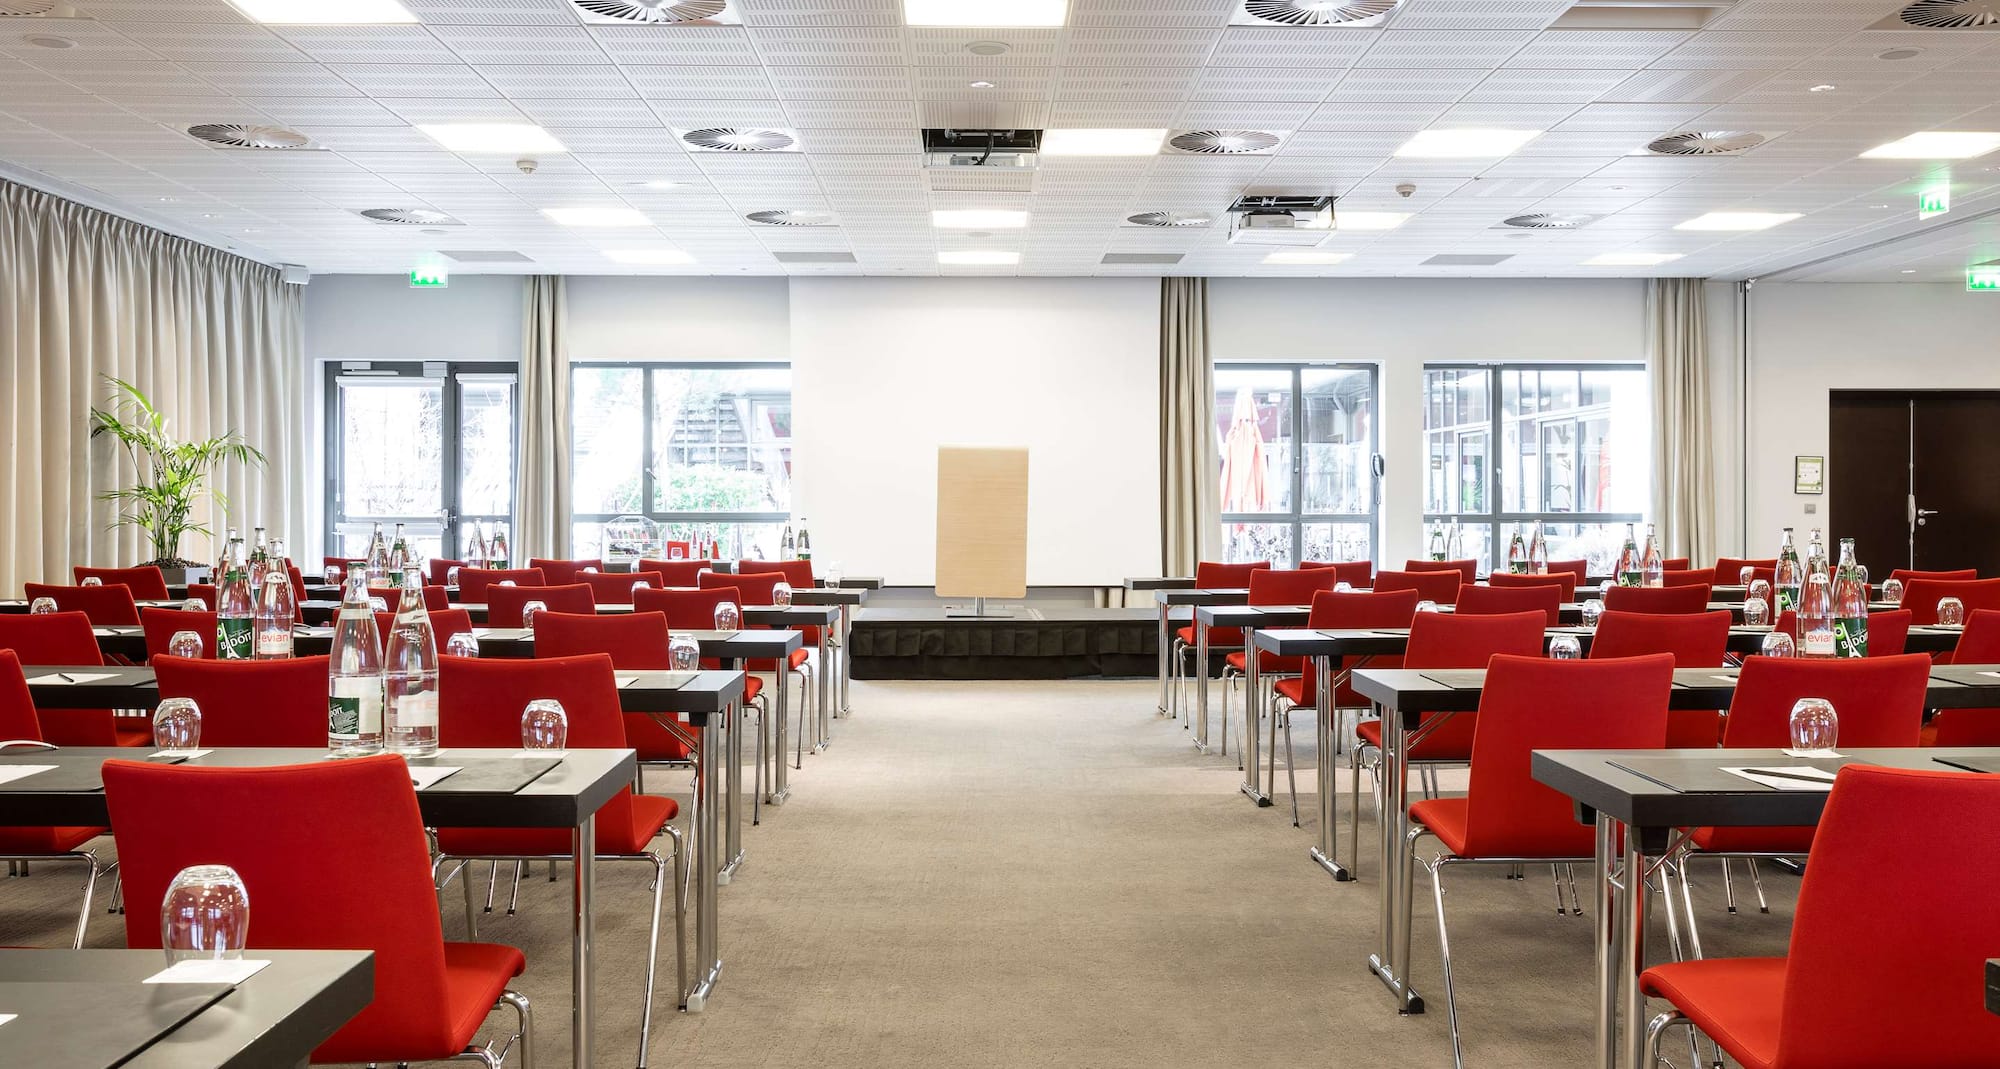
[904,0,1068,26]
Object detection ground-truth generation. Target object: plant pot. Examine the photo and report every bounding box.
[159,565,211,586]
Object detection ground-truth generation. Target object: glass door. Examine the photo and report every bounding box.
[324,362,516,562]
[1215,363,1380,566]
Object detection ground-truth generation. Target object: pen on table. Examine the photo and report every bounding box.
[1750,767,1836,784]
[55,672,73,683]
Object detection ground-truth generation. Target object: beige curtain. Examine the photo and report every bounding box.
[514,275,571,560]
[1160,277,1220,574]
[1648,277,1716,563]
[0,177,306,595]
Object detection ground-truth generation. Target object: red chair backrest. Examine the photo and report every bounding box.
[1776,765,2000,1065]
[72,566,169,599]
[323,556,362,570]
[1602,584,1711,614]
[484,583,595,627]
[1193,560,1270,588]
[701,568,781,605]
[184,584,218,610]
[738,559,815,588]
[1404,611,1547,669]
[22,583,140,625]
[140,607,217,659]
[1245,567,1342,607]
[1309,589,1421,705]
[438,652,647,828]
[527,558,602,585]
[1889,568,1977,585]
[1456,584,1561,626]
[0,611,105,666]
[1588,609,1731,666]
[0,649,43,741]
[427,558,464,587]
[1719,653,1932,748]
[634,586,741,634]
[1300,560,1372,588]
[1662,557,1690,571]
[1486,571,1577,600]
[287,566,307,604]
[1901,577,2000,625]
[1404,558,1476,584]
[102,754,461,1061]
[420,585,450,612]
[150,655,332,747]
[1714,557,1776,583]
[1931,610,2000,744]
[371,609,473,654]
[1373,569,1463,606]
[1866,609,1911,656]
[1545,559,1589,583]
[661,540,692,560]
[1660,567,1716,588]
[1457,653,1674,856]
[454,567,547,603]
[634,559,712,587]
[533,610,672,669]
[578,571,661,602]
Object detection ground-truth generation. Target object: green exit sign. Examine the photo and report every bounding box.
[409,265,449,288]
[1919,184,1951,219]
[1967,267,2000,292]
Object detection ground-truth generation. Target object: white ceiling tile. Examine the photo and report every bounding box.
[1504,30,1692,69]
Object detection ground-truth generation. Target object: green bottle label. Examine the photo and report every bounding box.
[1777,587,1797,611]
[328,696,361,737]
[1835,617,1868,659]
[1619,570,1642,587]
[1510,561,1529,574]
[388,570,403,586]
[216,618,253,660]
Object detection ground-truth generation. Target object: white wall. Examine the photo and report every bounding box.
[305,274,524,364]
[565,276,789,361]
[789,277,1161,587]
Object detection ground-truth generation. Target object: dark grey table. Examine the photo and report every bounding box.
[0,948,372,1069]
[1194,604,1312,793]
[1151,587,1249,723]
[792,587,866,717]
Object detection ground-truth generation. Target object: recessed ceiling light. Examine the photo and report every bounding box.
[629,180,681,190]
[1265,251,1353,264]
[1861,131,2000,159]
[1394,128,1541,158]
[1902,268,1918,274]
[1872,203,1891,209]
[224,0,417,23]
[201,213,218,219]
[1675,211,1801,231]
[969,80,995,89]
[933,209,1028,229]
[1336,211,1409,230]
[604,249,695,265]
[419,123,566,154]
[543,206,650,228]
[1041,128,1167,156]
[939,250,1020,265]
[1583,252,1685,266]
[1809,83,1838,92]
[905,0,1066,27]
[157,196,177,203]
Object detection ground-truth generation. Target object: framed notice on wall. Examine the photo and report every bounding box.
[1795,455,1824,495]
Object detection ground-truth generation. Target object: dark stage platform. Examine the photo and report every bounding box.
[850,606,1194,680]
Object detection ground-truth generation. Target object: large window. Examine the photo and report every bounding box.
[1423,365,1649,575]
[1216,364,1378,566]
[571,363,793,559]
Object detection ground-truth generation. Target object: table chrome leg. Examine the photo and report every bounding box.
[1367,700,1423,1013]
[770,664,791,805]
[1622,829,1649,1069]
[815,631,831,750]
[1156,602,1171,716]
[1594,813,1619,1069]
[1309,656,1351,881]
[720,698,744,884]
[1195,620,1211,752]
[1240,629,1269,805]
[685,712,723,1013]
[572,811,597,1065]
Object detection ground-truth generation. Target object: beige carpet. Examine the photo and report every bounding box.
[0,679,1795,1068]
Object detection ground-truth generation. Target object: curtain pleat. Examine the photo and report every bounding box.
[0,177,305,594]
[1649,277,1716,564]
[1159,277,1219,574]
[514,275,571,560]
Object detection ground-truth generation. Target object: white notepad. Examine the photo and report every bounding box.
[144,959,271,985]
[408,766,462,791]
[0,765,56,786]
[1723,766,1837,791]
[25,673,115,686]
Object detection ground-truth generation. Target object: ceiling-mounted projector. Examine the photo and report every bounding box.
[1226,195,1336,246]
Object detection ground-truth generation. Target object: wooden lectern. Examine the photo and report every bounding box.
[935,446,1028,618]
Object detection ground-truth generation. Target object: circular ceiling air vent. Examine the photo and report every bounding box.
[745,210,834,226]
[1127,211,1214,227]
[681,127,795,152]
[359,208,462,226]
[1899,0,2000,28]
[1242,0,1401,25]
[1501,212,1595,229]
[567,0,726,22]
[1169,130,1282,155]
[1646,130,1766,155]
[186,123,312,150]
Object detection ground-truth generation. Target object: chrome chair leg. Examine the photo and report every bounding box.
[1550,863,1568,915]
[505,862,523,916]
[1644,1011,1690,1069]
[663,825,688,1006]
[1564,863,1583,917]
[71,852,101,949]
[1746,861,1771,914]
[636,851,669,1068]
[1280,703,1301,827]
[1424,851,1467,1069]
[1720,857,1738,914]
[483,859,499,914]
[751,698,767,826]
[499,989,535,1069]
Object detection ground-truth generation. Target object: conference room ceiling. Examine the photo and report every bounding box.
[3,0,2000,281]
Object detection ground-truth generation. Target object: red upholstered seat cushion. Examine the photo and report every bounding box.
[436,793,678,858]
[315,942,526,1065]
[1273,677,1306,706]
[1638,958,1784,1069]
[1175,625,1244,648]
[0,825,105,854]
[1224,650,1302,675]
[1356,717,1472,762]
[1409,793,1597,859]
[1689,823,1815,855]
[1408,797,1472,856]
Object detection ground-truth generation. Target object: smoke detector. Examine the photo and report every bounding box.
[359,208,463,226]
[186,124,316,150]
[1168,130,1283,155]
[566,0,731,22]
[679,127,797,152]
[1127,211,1214,227]
[1646,130,1766,155]
[1894,0,2000,27]
[745,210,835,226]
[1499,212,1596,229]
[1235,0,1401,26]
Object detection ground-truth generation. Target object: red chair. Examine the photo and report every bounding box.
[1193,560,1271,588]
[372,609,473,654]
[738,559,816,589]
[1865,608,1911,657]
[1901,577,2000,625]
[1167,561,1272,720]
[1456,584,1561,626]
[1713,556,1775,584]
[629,587,771,774]
[0,612,148,747]
[527,557,603,585]
[1889,567,1977,585]
[427,557,465,587]
[699,568,782,605]
[1219,568,1343,754]
[71,565,169,599]
[421,585,451,612]
[1546,558,1589,583]
[1663,557,1691,571]
[0,649,112,946]
[433,654,681,1064]
[287,565,308,604]
[101,754,532,1066]
[531,609,722,792]
[697,571,813,743]
[183,583,218,610]
[455,567,547,604]
[323,555,363,571]
[1603,584,1711,614]
[140,606,216,659]
[1589,609,1732,747]
[22,583,140,625]
[1640,764,2000,1069]
[1270,588,1419,822]
[485,583,595,628]
[1927,609,2000,746]
[1405,558,1476,585]
[1373,569,1463,606]
[661,540,692,560]
[580,571,661,603]
[151,656,331,747]
[1486,571,1577,601]
[1300,560,1372,588]
[634,559,712,587]
[1660,567,1716,588]
[1409,653,1675,1068]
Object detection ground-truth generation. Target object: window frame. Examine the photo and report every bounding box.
[1215,360,1381,567]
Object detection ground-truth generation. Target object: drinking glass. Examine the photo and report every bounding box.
[823,561,844,588]
[670,634,701,671]
[498,580,516,588]
[1334,581,1352,593]
[168,630,204,659]
[1415,600,1440,614]
[521,600,548,629]
[1940,597,1966,627]
[1743,597,1769,627]
[1760,631,1796,658]
[153,697,201,750]
[161,864,248,964]
[1738,566,1755,586]
[714,601,741,630]
[447,566,462,587]
[631,580,652,598]
[181,597,206,612]
[1580,599,1603,630]
[1747,579,1772,606]
[323,565,341,585]
[521,699,568,750]
[28,597,56,615]
[368,597,388,612]
[1549,634,1582,660]
[583,566,598,574]
[669,546,686,561]
[80,576,102,587]
[1789,697,1838,753]
[446,631,480,658]
[1881,578,1905,606]
[772,581,794,607]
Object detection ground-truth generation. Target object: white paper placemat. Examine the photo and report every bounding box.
[0,765,57,786]
[143,959,271,985]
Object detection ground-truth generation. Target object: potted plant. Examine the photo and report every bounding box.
[89,376,265,584]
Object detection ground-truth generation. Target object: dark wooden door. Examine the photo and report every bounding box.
[1829,390,2000,575]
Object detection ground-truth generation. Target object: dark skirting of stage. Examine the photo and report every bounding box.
[850,606,1195,680]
